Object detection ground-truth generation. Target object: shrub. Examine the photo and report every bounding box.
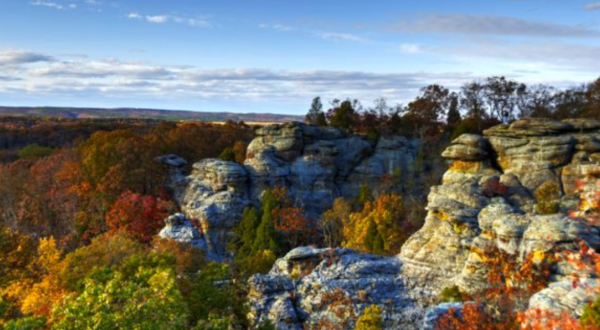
[439,286,468,303]
[355,305,382,330]
[534,182,561,215]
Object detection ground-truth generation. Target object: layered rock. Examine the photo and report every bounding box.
[161,122,419,259]
[248,118,600,329]
[248,247,421,330]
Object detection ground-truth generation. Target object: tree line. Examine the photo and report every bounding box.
[305,76,600,140]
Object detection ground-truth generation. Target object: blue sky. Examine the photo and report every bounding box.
[0,0,599,114]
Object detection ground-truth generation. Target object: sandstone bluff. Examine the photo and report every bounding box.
[159,118,600,329]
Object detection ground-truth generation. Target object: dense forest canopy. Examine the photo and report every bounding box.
[0,75,599,330]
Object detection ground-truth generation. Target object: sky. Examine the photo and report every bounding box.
[0,0,599,114]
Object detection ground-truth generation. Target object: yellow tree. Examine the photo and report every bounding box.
[343,193,405,255]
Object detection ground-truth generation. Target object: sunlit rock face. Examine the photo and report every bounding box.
[247,118,600,329]
[160,122,420,260]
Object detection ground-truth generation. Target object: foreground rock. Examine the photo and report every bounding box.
[247,119,600,329]
[248,247,421,330]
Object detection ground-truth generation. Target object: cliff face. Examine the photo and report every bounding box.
[159,122,420,259]
[245,118,600,329]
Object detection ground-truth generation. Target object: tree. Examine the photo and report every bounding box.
[306,97,325,125]
[343,193,407,255]
[328,100,357,132]
[231,206,261,261]
[407,84,450,123]
[253,189,280,255]
[483,76,521,122]
[585,76,600,118]
[553,85,587,119]
[460,81,487,130]
[51,267,189,330]
[522,84,555,118]
[446,92,461,129]
[320,198,351,248]
[355,305,383,330]
[105,191,175,244]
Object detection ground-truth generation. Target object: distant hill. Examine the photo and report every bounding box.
[0,106,302,123]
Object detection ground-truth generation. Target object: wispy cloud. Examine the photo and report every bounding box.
[30,1,76,10]
[399,43,421,54]
[585,2,600,10]
[314,32,368,43]
[127,12,210,27]
[146,15,168,23]
[259,23,370,44]
[259,23,296,32]
[391,14,600,38]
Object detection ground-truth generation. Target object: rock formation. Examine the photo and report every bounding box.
[244,118,600,329]
[159,122,420,260]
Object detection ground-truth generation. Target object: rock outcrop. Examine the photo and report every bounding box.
[161,122,420,259]
[246,118,600,329]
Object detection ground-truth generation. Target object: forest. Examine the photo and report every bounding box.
[0,75,599,330]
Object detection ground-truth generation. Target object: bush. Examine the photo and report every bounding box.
[534,182,561,215]
[439,285,467,303]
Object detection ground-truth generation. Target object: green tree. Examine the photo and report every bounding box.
[306,97,324,125]
[52,267,188,330]
[329,100,356,132]
[231,207,261,260]
[253,190,280,255]
[446,92,461,129]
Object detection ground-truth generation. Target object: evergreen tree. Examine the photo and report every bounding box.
[329,100,356,132]
[253,189,280,255]
[316,112,327,126]
[305,97,324,125]
[234,207,260,259]
[446,92,461,129]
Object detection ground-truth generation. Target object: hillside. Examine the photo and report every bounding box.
[0,106,302,123]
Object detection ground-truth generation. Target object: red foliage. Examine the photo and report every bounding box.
[105,190,175,244]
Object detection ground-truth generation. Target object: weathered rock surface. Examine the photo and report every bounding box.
[161,122,419,259]
[248,247,421,330]
[247,119,600,329]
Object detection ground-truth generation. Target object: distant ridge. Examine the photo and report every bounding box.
[0,106,302,123]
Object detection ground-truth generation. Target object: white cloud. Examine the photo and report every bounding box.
[399,43,421,54]
[127,12,211,27]
[30,1,66,10]
[585,2,600,10]
[315,32,368,43]
[146,15,168,23]
[0,49,478,107]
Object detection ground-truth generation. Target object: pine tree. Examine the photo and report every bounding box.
[305,96,324,125]
[446,92,461,129]
[235,207,260,259]
[253,189,280,255]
